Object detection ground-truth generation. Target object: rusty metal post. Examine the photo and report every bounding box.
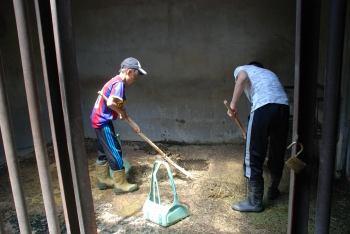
[49,0,97,233]
[0,52,31,233]
[34,0,80,233]
[12,0,60,233]
[315,0,348,233]
[287,1,302,230]
[287,0,321,233]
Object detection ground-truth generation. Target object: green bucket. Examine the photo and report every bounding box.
[143,160,190,227]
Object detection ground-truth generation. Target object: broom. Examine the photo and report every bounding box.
[97,91,195,180]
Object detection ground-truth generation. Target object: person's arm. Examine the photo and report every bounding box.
[107,96,126,117]
[227,70,248,139]
[126,116,140,134]
[227,70,248,120]
[106,96,140,133]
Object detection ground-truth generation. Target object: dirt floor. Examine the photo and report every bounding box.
[0,138,349,233]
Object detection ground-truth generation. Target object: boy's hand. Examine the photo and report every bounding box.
[227,105,238,120]
[224,100,247,139]
[132,125,140,134]
[126,117,140,134]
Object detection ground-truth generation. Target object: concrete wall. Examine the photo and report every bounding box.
[0,0,296,152]
[73,0,296,143]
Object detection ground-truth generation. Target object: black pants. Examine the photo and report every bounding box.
[94,121,123,171]
[244,104,289,185]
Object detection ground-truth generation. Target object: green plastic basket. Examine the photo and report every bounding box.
[143,160,189,227]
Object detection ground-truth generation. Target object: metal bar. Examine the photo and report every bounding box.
[49,0,97,233]
[287,0,301,232]
[34,0,80,233]
[11,0,60,233]
[288,0,321,233]
[315,0,348,233]
[347,140,350,180]
[317,83,324,91]
[336,1,350,181]
[0,209,5,234]
[0,51,31,234]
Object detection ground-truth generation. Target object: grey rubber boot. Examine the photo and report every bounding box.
[96,159,114,190]
[231,182,264,212]
[267,174,281,200]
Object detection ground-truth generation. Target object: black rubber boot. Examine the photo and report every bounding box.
[231,182,264,212]
[267,174,281,200]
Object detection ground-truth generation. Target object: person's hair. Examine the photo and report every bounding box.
[248,61,264,68]
[119,68,139,74]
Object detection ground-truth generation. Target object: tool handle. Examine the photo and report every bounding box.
[97,91,195,179]
[137,132,195,179]
[223,100,247,135]
[97,91,107,101]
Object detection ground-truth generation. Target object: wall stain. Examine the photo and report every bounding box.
[176,119,185,123]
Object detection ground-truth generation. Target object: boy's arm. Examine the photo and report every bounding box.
[106,96,140,133]
[106,96,127,118]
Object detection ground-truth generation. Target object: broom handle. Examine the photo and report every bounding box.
[137,132,195,179]
[97,91,195,179]
[223,100,247,135]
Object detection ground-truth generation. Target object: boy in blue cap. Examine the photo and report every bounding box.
[91,57,147,195]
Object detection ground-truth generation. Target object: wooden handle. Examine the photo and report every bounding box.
[97,91,195,179]
[137,132,195,179]
[98,91,107,101]
[223,100,247,135]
